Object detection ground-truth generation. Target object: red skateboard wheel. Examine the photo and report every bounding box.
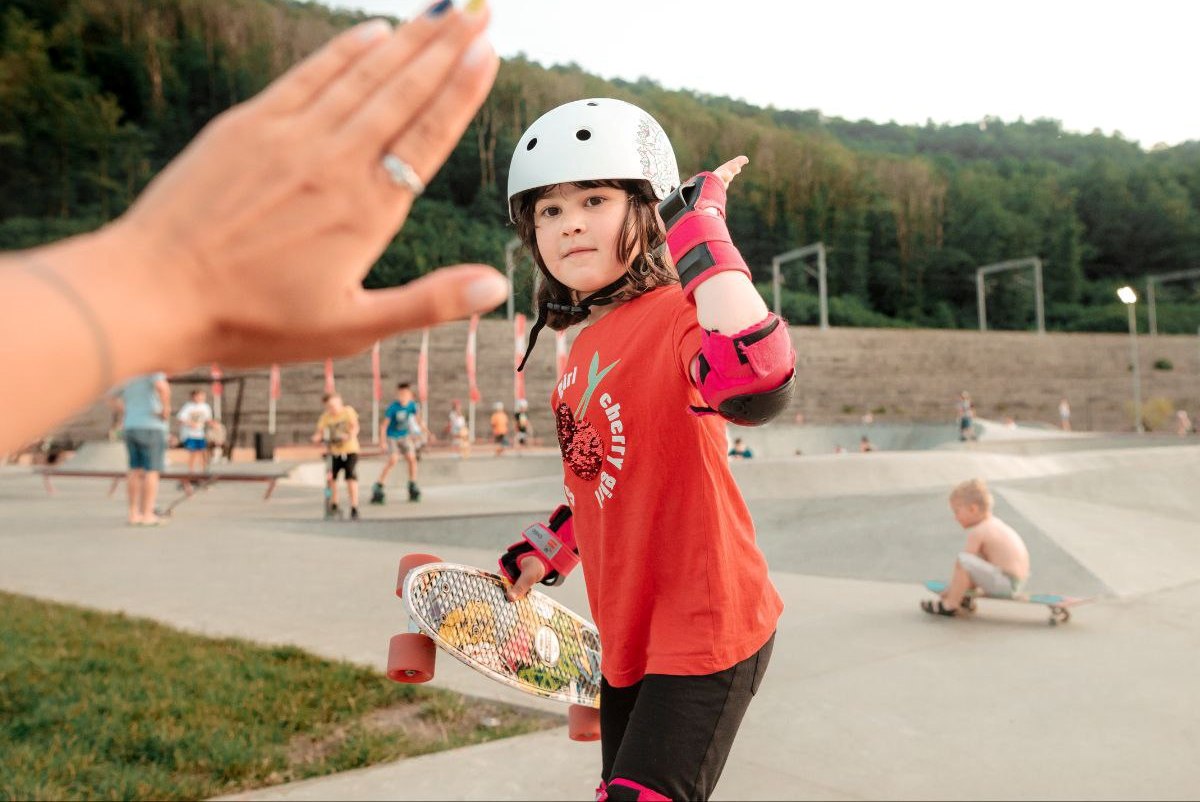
[396,553,442,598]
[387,632,436,683]
[568,704,600,741]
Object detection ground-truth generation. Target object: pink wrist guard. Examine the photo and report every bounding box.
[692,313,796,426]
[498,505,579,587]
[659,171,752,299]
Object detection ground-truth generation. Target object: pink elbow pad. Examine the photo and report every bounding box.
[692,314,796,426]
[659,172,752,299]
[498,505,580,587]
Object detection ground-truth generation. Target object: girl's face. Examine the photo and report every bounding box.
[533,184,631,296]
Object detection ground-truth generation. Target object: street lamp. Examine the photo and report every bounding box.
[1117,286,1144,433]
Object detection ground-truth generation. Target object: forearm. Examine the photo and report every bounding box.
[0,223,205,453]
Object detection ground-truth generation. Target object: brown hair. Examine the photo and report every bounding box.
[512,179,678,331]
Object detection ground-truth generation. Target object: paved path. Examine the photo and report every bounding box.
[3,441,1200,800]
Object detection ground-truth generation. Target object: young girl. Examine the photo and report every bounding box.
[497,98,796,801]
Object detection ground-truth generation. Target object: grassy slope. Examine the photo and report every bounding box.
[0,591,557,801]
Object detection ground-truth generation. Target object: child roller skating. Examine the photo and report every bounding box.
[376,382,422,504]
[311,392,361,521]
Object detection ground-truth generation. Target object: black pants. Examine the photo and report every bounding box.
[600,633,774,801]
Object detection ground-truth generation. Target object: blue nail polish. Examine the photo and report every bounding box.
[426,0,452,16]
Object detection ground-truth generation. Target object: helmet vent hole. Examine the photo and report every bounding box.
[526,137,538,151]
[586,101,598,106]
[575,128,592,141]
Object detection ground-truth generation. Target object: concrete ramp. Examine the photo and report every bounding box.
[998,487,1200,598]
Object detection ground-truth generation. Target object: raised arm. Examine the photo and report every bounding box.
[658,157,797,425]
[0,5,504,455]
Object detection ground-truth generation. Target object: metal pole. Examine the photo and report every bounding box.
[504,238,521,321]
[1128,303,1144,433]
[1147,279,1157,337]
[1034,258,1045,334]
[817,244,829,331]
[772,256,782,318]
[976,269,987,332]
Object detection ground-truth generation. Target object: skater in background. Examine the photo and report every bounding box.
[375,382,421,503]
[311,392,361,520]
[176,388,214,493]
[490,401,510,456]
[923,478,1030,616]
[513,398,533,450]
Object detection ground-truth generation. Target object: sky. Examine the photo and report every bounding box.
[324,0,1195,149]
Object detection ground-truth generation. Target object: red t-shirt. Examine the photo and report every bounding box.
[551,285,783,687]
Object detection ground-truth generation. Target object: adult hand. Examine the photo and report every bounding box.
[505,555,548,602]
[119,4,504,369]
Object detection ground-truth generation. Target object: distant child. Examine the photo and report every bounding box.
[728,437,754,459]
[489,401,510,456]
[923,478,1031,616]
[375,382,421,503]
[957,391,975,441]
[176,388,214,491]
[310,392,361,520]
[859,434,874,453]
[513,398,532,450]
[447,399,470,458]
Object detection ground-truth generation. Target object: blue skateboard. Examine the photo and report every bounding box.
[924,580,1088,625]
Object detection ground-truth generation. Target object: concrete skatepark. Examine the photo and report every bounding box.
[3,421,1200,800]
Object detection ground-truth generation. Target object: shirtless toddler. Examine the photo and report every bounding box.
[923,478,1030,616]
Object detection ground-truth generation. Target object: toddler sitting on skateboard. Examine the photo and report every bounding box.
[923,478,1030,616]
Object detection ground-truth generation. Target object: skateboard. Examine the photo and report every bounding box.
[923,579,1089,625]
[387,554,602,741]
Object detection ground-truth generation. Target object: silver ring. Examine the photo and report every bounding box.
[381,153,425,196]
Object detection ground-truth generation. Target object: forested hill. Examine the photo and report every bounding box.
[3,0,1198,333]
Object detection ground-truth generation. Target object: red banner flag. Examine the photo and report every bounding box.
[324,358,335,394]
[210,363,223,397]
[269,364,280,401]
[466,314,481,404]
[555,330,568,378]
[514,313,526,403]
[417,329,429,405]
[371,341,382,402]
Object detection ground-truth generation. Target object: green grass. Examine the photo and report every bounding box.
[0,592,559,801]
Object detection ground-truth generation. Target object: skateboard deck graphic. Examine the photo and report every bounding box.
[387,556,602,740]
[924,579,1090,625]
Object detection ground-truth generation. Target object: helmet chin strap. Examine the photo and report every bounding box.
[517,273,629,372]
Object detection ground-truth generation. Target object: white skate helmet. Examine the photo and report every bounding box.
[507,98,680,222]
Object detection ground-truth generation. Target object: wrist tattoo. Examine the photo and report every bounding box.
[22,256,115,394]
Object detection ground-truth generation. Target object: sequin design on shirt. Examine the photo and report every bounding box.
[556,352,618,481]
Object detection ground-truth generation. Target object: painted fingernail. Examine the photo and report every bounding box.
[465,0,487,14]
[355,19,391,40]
[461,34,493,67]
[465,274,508,311]
[425,0,452,16]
